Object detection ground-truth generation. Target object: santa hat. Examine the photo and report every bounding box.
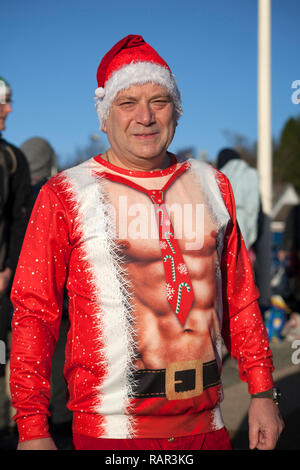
[95,35,182,130]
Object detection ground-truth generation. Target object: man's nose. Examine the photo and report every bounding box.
[4,103,12,114]
[135,102,155,125]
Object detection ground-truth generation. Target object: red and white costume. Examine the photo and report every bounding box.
[9,155,274,443]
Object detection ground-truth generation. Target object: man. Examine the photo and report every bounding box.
[9,35,284,451]
[0,77,31,433]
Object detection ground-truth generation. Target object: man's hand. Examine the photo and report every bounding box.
[0,267,13,295]
[248,398,285,450]
[17,437,58,450]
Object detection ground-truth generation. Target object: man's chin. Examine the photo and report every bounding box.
[133,144,167,161]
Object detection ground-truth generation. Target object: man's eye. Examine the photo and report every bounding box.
[153,99,169,105]
[119,101,135,106]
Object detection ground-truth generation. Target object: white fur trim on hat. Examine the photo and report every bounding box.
[95,61,182,130]
[95,87,105,99]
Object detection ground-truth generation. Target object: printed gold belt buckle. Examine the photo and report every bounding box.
[165,359,203,400]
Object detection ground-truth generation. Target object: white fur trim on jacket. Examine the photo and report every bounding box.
[95,61,182,130]
[63,159,137,438]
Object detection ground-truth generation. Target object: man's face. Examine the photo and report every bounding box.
[103,83,177,166]
[0,93,12,131]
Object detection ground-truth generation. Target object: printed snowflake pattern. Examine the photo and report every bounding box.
[160,241,168,250]
[166,283,176,301]
[177,263,188,275]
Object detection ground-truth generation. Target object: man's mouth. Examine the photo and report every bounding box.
[133,132,158,140]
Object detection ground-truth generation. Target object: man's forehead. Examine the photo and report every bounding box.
[114,82,171,100]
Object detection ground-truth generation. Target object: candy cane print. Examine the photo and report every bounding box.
[164,231,175,254]
[164,255,176,282]
[156,208,164,226]
[176,282,191,315]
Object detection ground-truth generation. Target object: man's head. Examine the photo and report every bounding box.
[0,77,12,131]
[95,35,181,167]
[95,35,182,131]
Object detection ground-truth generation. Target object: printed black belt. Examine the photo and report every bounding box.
[132,359,221,401]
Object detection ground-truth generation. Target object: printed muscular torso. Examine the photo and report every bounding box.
[106,173,221,369]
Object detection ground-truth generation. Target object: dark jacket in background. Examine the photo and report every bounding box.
[0,135,32,274]
[0,134,32,376]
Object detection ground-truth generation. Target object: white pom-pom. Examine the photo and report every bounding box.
[95,87,105,99]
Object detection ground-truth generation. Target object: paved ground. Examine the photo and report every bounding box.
[0,338,299,451]
[221,338,300,450]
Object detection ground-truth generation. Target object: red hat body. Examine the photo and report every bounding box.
[96,35,171,88]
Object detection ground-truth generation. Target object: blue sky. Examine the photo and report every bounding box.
[2,0,300,167]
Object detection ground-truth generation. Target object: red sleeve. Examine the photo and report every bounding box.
[9,182,71,443]
[218,171,274,394]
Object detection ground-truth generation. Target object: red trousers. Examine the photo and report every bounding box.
[73,427,232,450]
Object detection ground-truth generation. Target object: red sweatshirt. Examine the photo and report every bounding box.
[9,155,274,443]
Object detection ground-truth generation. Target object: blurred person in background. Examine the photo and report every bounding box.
[278,204,300,341]
[0,77,31,436]
[216,148,271,312]
[20,137,57,208]
[216,148,261,254]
